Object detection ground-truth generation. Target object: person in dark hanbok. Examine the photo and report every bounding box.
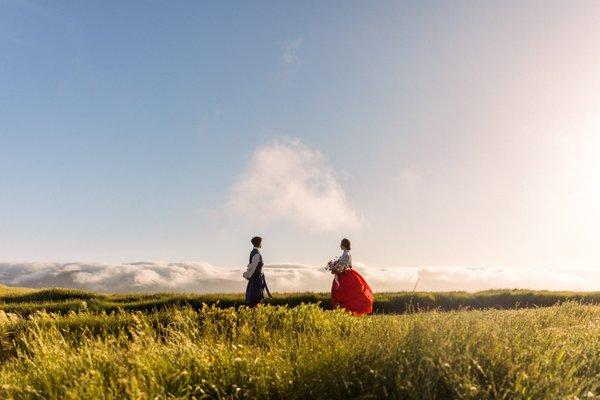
[243,236,271,307]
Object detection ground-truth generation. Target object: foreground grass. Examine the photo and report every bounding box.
[0,303,599,399]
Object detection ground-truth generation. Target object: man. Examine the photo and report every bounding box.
[243,236,271,307]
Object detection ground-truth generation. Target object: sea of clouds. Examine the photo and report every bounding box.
[0,262,598,293]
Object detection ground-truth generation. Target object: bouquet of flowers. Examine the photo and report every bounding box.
[324,257,350,275]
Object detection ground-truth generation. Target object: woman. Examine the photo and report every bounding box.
[331,238,374,316]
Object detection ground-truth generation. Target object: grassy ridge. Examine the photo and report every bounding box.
[2,287,600,315]
[0,284,31,296]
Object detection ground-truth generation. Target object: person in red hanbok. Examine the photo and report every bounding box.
[331,238,374,316]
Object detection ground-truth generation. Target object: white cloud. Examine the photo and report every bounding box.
[227,139,361,232]
[0,262,598,294]
[281,39,302,64]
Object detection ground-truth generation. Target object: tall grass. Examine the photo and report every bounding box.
[1,287,599,398]
[0,303,599,399]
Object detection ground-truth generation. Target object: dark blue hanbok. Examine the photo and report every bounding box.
[245,248,271,306]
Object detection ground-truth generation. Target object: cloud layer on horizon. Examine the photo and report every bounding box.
[0,262,598,294]
[227,139,361,232]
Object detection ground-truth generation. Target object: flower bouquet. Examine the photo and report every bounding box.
[324,257,350,275]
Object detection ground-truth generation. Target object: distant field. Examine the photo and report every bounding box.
[1,288,600,399]
[1,287,600,315]
[0,284,31,295]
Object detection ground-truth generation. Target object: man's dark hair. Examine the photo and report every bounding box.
[341,238,351,250]
[251,236,262,247]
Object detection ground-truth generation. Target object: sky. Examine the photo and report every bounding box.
[1,1,600,291]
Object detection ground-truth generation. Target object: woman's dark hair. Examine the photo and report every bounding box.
[251,236,262,247]
[341,238,351,250]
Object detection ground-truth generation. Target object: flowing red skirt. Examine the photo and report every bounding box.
[331,268,374,316]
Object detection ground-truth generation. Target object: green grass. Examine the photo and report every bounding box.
[0,284,31,296]
[0,302,599,399]
[1,288,600,398]
[2,287,600,316]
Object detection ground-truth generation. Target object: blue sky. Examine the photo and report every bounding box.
[2,1,600,272]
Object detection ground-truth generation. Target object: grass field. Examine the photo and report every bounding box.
[3,287,600,316]
[1,288,600,399]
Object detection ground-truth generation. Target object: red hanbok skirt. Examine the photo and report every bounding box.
[331,268,374,316]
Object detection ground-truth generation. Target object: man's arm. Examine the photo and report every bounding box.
[243,253,260,280]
